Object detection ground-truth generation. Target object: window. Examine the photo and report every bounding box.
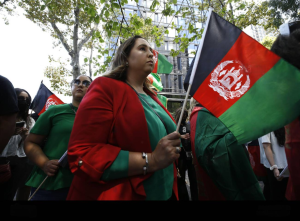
[125,9,134,18]
[168,42,174,51]
[165,41,168,51]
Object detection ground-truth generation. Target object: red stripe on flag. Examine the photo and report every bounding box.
[152,50,159,73]
[193,32,280,118]
[38,94,64,115]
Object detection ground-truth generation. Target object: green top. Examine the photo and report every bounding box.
[26,104,76,190]
[102,94,177,200]
[194,108,265,200]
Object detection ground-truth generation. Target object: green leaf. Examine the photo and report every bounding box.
[105,10,110,18]
[41,5,46,11]
[95,15,100,24]
[112,3,119,8]
[100,0,106,3]
[84,58,88,62]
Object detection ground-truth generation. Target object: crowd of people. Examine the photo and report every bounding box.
[0,20,300,201]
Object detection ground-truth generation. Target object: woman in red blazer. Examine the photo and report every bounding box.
[67,35,182,200]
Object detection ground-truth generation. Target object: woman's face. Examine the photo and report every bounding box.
[127,38,154,76]
[18,91,30,113]
[71,75,92,100]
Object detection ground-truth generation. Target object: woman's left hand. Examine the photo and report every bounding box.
[273,168,281,180]
[20,128,29,140]
[181,133,190,139]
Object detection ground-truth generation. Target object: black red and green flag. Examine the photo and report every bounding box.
[185,9,300,145]
[147,50,173,92]
[30,81,64,116]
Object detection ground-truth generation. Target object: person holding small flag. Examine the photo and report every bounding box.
[24,75,92,200]
[67,35,182,200]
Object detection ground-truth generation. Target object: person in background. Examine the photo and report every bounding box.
[67,35,182,200]
[0,88,35,200]
[258,128,288,200]
[189,98,265,200]
[0,76,18,154]
[174,106,198,201]
[24,75,92,200]
[270,21,300,200]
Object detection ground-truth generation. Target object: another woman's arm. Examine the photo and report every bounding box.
[24,134,59,177]
[263,142,280,179]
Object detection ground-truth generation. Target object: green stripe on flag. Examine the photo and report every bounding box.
[157,53,173,74]
[219,59,300,144]
[157,94,168,108]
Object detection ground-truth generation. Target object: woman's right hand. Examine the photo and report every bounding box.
[149,131,181,171]
[42,159,60,177]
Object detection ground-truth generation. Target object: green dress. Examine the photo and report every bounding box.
[26,104,76,190]
[102,93,177,200]
[193,108,265,200]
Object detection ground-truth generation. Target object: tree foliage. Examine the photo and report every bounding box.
[6,0,285,95]
[267,0,300,28]
[260,35,276,50]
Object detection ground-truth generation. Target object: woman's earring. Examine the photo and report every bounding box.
[126,62,129,66]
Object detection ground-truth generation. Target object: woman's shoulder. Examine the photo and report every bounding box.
[93,76,125,86]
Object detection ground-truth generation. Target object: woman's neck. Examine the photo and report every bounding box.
[72,98,81,108]
[126,75,146,94]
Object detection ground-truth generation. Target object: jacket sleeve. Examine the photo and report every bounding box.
[67,77,122,183]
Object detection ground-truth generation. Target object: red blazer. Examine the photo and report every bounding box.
[67,76,178,200]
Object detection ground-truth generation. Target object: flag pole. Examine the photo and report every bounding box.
[176,7,213,133]
[28,150,68,201]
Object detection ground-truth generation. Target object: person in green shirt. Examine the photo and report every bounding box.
[24,75,92,200]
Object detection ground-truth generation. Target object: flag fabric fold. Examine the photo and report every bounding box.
[185,10,300,144]
[30,82,64,116]
[152,49,173,74]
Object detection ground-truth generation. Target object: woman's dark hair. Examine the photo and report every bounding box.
[104,35,155,94]
[274,127,285,147]
[174,107,188,125]
[271,29,300,70]
[15,88,32,129]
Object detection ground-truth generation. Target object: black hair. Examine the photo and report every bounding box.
[271,29,300,70]
[14,88,32,128]
[274,127,285,147]
[174,107,188,125]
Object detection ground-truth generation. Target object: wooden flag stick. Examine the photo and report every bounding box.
[175,8,213,132]
[176,84,192,133]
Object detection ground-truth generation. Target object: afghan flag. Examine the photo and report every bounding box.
[157,94,168,108]
[185,9,300,145]
[151,49,173,74]
[30,81,64,116]
[147,73,163,91]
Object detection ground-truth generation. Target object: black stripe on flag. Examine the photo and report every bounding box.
[184,12,242,95]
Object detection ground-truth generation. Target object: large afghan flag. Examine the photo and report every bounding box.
[185,10,300,145]
[30,81,64,116]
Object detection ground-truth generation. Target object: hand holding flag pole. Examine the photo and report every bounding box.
[28,150,68,201]
[176,8,213,132]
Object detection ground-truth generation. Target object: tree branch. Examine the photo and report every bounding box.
[73,4,79,58]
[50,22,73,56]
[0,0,10,7]
[78,24,98,52]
